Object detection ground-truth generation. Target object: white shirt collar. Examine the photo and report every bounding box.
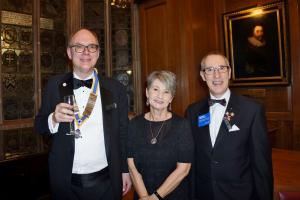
[210,89,231,103]
[73,72,94,80]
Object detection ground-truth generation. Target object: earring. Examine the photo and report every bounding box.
[146,98,149,106]
[168,103,172,111]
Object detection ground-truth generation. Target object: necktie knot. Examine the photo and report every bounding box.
[73,78,93,89]
[208,98,226,106]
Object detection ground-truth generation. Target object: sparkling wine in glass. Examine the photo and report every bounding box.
[63,95,76,136]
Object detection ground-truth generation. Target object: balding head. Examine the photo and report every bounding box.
[68,28,99,46]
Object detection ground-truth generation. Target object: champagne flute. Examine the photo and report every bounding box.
[63,95,76,136]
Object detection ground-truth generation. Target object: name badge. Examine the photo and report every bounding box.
[198,113,210,127]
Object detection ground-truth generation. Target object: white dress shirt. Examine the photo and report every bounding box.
[48,72,108,174]
[209,89,230,147]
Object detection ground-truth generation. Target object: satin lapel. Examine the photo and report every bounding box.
[226,93,240,128]
[99,76,113,157]
[214,93,240,148]
[58,72,73,101]
[213,120,227,148]
[198,99,213,152]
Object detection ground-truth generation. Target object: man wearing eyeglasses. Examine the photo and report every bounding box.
[35,28,132,200]
[185,52,273,200]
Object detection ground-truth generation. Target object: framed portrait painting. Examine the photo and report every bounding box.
[223,1,289,86]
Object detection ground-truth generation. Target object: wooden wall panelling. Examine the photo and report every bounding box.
[223,0,300,150]
[267,119,294,149]
[186,0,211,106]
[177,0,230,112]
[33,0,41,111]
[175,0,191,100]
[178,0,230,112]
[290,0,300,150]
[132,4,144,114]
[224,0,280,12]
[139,0,225,115]
[166,0,183,114]
[140,0,168,78]
[67,0,81,36]
[175,0,196,113]
[139,0,178,111]
[231,87,290,112]
[138,0,300,149]
[140,0,168,76]
[0,0,3,124]
[0,0,3,160]
[179,0,227,110]
[139,0,194,115]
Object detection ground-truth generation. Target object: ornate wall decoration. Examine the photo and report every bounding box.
[2,50,18,73]
[115,29,128,46]
[2,27,17,44]
[41,53,52,71]
[20,98,34,118]
[83,0,105,74]
[4,130,20,158]
[54,32,66,52]
[18,76,33,95]
[0,0,68,163]
[3,73,17,93]
[18,51,33,73]
[40,30,53,50]
[3,98,18,120]
[115,71,129,86]
[53,53,67,73]
[19,28,32,46]
[21,128,38,153]
[116,50,129,68]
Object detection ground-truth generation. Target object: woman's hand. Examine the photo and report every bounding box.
[139,197,148,200]
[149,194,159,200]
[138,194,158,200]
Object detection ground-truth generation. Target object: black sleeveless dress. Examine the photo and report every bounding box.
[127,114,194,200]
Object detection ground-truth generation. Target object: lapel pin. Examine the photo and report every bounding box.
[63,82,67,87]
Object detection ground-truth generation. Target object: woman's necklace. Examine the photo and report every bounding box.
[149,113,166,144]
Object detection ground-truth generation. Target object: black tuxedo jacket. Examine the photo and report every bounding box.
[35,72,128,200]
[185,93,273,200]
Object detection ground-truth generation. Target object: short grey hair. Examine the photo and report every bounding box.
[200,52,230,70]
[147,70,176,97]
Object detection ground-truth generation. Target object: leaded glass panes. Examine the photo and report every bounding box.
[40,0,67,90]
[83,0,135,112]
[3,128,38,159]
[1,0,34,120]
[0,0,67,161]
[83,0,106,76]
[111,5,134,112]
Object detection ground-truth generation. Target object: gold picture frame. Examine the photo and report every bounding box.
[223,1,289,86]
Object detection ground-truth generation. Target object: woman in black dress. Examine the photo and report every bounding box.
[127,70,194,200]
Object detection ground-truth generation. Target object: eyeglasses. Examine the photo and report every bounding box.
[202,65,229,75]
[69,44,99,53]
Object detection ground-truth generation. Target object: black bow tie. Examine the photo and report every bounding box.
[73,78,93,89]
[208,98,226,106]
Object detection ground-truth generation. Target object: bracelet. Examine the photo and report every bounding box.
[154,190,163,200]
